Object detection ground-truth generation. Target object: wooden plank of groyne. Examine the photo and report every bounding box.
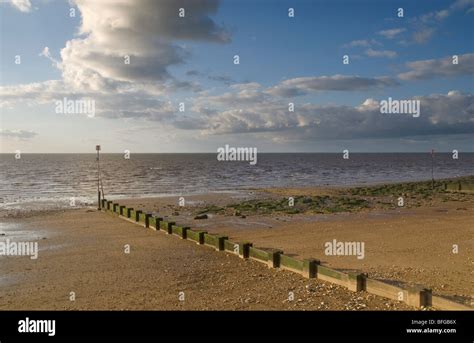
[280,255,304,274]
[186,229,207,244]
[138,212,147,225]
[159,220,174,234]
[317,265,365,290]
[445,183,460,191]
[346,272,367,292]
[431,295,473,311]
[317,265,351,288]
[203,233,228,251]
[203,233,218,247]
[118,207,128,218]
[445,182,474,193]
[223,241,252,258]
[224,240,240,255]
[460,183,474,192]
[365,278,405,302]
[249,247,269,264]
[405,287,431,307]
[148,216,156,229]
[172,225,190,239]
[280,255,320,279]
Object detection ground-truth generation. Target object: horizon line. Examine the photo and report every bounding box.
[1,151,473,154]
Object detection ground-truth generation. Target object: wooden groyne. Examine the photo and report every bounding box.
[101,198,473,311]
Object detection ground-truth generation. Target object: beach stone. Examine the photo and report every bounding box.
[194,214,208,220]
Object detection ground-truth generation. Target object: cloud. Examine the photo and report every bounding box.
[421,0,474,23]
[2,79,472,143]
[377,28,406,39]
[56,0,229,92]
[412,27,435,44]
[1,0,227,121]
[208,74,234,84]
[0,129,37,140]
[39,46,59,67]
[0,79,186,121]
[365,48,397,58]
[413,0,474,44]
[398,53,474,80]
[186,70,235,84]
[186,70,200,76]
[421,10,449,23]
[0,73,399,125]
[196,82,267,105]
[266,75,399,97]
[343,39,380,48]
[189,91,474,140]
[7,0,32,12]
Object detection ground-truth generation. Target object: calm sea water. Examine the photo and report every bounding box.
[0,153,473,210]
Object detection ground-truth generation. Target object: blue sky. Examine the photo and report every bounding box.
[1,0,473,152]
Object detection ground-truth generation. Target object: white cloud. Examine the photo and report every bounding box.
[413,0,474,44]
[421,0,474,23]
[190,91,474,140]
[57,0,229,92]
[0,129,37,140]
[412,27,435,44]
[0,79,183,121]
[266,75,398,97]
[39,46,59,67]
[365,48,397,58]
[1,0,228,122]
[398,53,474,80]
[8,0,32,12]
[343,39,381,48]
[377,28,406,39]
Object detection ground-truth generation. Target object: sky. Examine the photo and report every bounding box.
[0,0,473,153]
